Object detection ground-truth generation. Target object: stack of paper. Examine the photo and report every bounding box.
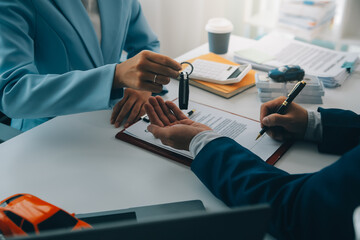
[234,32,359,88]
[277,0,336,41]
[255,74,325,104]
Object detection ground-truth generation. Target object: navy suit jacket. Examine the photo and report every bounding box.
[192,108,360,240]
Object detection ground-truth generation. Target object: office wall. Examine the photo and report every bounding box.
[140,0,359,57]
[139,0,257,58]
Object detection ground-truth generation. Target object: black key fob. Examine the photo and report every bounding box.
[178,62,193,110]
[179,72,189,110]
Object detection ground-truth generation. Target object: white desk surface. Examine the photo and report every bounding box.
[1,35,360,215]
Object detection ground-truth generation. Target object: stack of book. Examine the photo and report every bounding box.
[255,74,325,104]
[277,0,336,41]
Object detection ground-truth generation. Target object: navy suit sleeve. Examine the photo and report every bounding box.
[192,110,360,240]
[318,107,360,154]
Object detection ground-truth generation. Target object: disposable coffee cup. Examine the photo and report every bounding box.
[205,18,233,54]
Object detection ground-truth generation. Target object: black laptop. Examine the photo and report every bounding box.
[12,200,271,240]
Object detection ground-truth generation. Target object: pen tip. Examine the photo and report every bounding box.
[255,133,262,141]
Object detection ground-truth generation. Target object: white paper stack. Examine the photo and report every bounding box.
[234,32,359,88]
[255,74,325,104]
[277,0,336,41]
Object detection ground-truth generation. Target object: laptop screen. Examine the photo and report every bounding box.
[14,203,271,240]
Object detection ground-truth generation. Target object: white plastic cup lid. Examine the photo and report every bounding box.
[205,18,233,34]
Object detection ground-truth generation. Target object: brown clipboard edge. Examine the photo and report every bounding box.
[266,141,293,165]
[115,130,193,167]
[115,99,292,167]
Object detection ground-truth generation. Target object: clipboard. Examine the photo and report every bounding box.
[115,100,292,167]
[116,130,193,166]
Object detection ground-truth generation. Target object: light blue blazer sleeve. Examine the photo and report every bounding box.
[0,0,160,131]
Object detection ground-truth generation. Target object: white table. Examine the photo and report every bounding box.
[1,36,359,215]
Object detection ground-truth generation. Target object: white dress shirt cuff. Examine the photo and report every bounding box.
[354,206,360,240]
[304,110,323,142]
[190,110,323,157]
[189,130,223,157]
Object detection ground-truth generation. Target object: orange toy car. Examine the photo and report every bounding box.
[0,193,91,237]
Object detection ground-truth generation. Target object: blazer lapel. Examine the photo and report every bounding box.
[98,0,124,64]
[53,0,104,67]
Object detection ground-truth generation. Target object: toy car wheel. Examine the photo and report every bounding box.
[299,73,305,81]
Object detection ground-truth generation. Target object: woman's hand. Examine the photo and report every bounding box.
[113,50,182,93]
[111,88,151,128]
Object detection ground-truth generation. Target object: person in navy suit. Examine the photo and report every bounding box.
[145,96,360,240]
[0,0,181,131]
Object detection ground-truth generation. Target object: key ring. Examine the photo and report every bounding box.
[180,62,194,76]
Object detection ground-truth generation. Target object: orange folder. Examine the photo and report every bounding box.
[182,53,256,98]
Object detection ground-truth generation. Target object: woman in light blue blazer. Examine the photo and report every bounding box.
[0,0,181,131]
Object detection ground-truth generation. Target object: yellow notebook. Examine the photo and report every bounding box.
[182,53,255,98]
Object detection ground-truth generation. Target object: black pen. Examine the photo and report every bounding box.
[141,114,150,123]
[256,80,306,140]
[187,109,196,117]
[141,109,196,123]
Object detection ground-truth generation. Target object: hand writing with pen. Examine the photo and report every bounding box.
[145,95,310,151]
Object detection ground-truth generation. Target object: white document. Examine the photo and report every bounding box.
[234,32,358,87]
[256,34,355,77]
[124,101,283,161]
